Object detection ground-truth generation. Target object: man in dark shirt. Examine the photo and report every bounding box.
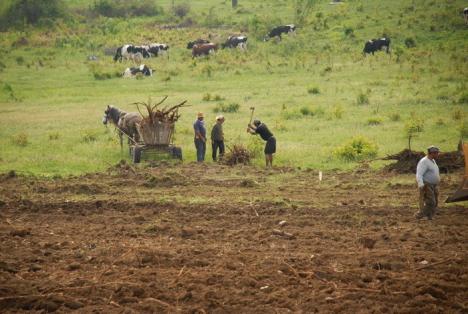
[247,119,276,167]
[193,112,206,162]
[211,115,225,161]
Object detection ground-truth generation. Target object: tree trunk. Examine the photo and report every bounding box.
[232,0,238,8]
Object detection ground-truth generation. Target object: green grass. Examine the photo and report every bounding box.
[0,0,467,175]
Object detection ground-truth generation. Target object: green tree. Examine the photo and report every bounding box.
[0,0,66,29]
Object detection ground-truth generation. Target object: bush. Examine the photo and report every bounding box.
[367,117,383,125]
[172,3,190,18]
[0,0,66,29]
[82,130,98,143]
[344,27,354,37]
[332,105,344,119]
[458,93,468,104]
[307,87,320,94]
[404,37,416,48]
[452,107,464,121]
[213,103,239,113]
[92,0,163,18]
[389,113,401,121]
[333,136,378,162]
[11,133,28,147]
[356,92,369,105]
[202,93,211,101]
[48,132,60,140]
[299,105,324,117]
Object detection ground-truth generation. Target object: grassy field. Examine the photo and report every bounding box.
[0,0,467,176]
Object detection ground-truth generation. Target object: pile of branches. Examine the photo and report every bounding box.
[222,144,252,166]
[133,96,188,145]
[383,149,464,173]
[134,96,187,124]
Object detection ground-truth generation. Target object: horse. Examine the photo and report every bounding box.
[102,105,142,149]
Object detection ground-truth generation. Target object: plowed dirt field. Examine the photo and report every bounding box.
[0,162,467,313]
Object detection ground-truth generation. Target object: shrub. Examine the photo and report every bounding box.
[92,0,163,18]
[367,117,383,125]
[356,92,369,105]
[307,86,320,94]
[344,27,354,37]
[460,121,468,139]
[0,0,67,29]
[48,132,60,140]
[213,103,239,113]
[405,116,424,150]
[213,94,224,101]
[172,3,190,18]
[333,136,378,162]
[82,130,98,143]
[404,37,416,48]
[11,133,28,147]
[435,118,445,126]
[15,56,25,65]
[332,105,344,119]
[202,93,211,101]
[458,93,468,104]
[452,107,464,121]
[300,106,312,116]
[389,113,401,121]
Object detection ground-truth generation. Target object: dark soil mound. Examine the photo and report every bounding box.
[383,149,464,173]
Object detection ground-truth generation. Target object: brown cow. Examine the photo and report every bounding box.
[192,43,218,58]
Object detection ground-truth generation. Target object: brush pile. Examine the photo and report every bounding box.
[134,96,188,145]
[222,144,252,166]
[383,149,464,173]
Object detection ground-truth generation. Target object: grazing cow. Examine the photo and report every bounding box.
[221,35,248,50]
[464,7,468,24]
[123,64,153,78]
[103,105,142,149]
[148,43,169,57]
[363,38,391,55]
[187,39,210,49]
[264,24,296,41]
[114,45,150,62]
[192,43,218,58]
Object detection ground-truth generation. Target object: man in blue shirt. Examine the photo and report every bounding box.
[193,112,206,162]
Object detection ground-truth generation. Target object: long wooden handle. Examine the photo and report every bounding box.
[248,108,255,125]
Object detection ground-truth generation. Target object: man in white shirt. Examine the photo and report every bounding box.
[415,146,440,220]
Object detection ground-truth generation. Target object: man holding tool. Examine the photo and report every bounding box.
[247,115,276,168]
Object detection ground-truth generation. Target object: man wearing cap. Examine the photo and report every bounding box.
[193,112,206,162]
[415,146,440,220]
[247,119,276,167]
[211,115,225,161]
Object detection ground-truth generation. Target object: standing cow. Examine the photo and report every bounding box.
[363,38,391,55]
[264,24,296,41]
[114,45,150,62]
[187,39,210,49]
[221,35,248,50]
[464,7,468,25]
[192,43,218,58]
[147,43,169,57]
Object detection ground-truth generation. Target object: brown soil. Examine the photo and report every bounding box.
[0,163,467,313]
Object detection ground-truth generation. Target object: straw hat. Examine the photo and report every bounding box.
[197,112,204,118]
[216,115,224,121]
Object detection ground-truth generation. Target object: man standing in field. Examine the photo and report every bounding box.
[193,112,206,162]
[247,119,276,167]
[415,146,440,220]
[211,115,225,161]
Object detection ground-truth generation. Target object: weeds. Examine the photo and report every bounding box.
[367,117,383,125]
[307,86,320,95]
[213,103,239,113]
[11,133,29,147]
[82,130,98,143]
[389,113,401,121]
[357,92,369,105]
[452,107,464,121]
[48,132,60,140]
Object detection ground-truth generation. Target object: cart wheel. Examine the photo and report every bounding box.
[132,146,142,163]
[171,146,182,160]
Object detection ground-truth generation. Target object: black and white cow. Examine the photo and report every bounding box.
[187,39,210,49]
[464,7,468,25]
[123,64,153,78]
[264,24,296,41]
[114,45,150,62]
[147,43,169,57]
[363,38,391,55]
[221,35,248,50]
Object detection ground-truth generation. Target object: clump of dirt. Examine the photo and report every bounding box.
[383,149,463,173]
[108,160,137,176]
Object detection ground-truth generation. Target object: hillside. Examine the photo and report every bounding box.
[0,0,467,175]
